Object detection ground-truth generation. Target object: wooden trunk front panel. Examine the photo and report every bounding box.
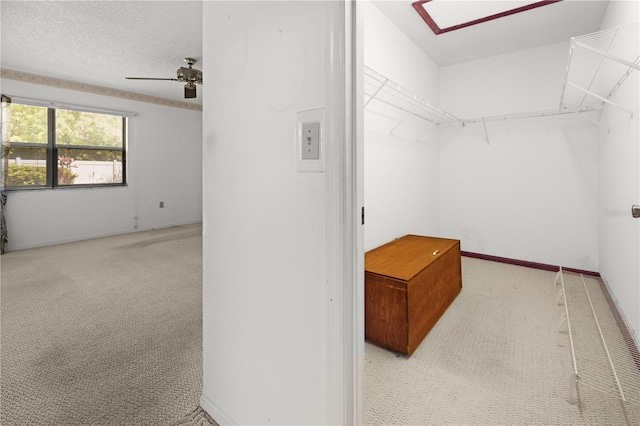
[365,235,462,355]
[364,273,407,353]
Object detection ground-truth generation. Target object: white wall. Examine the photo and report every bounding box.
[201,2,345,424]
[439,42,600,271]
[597,0,640,342]
[364,1,441,251]
[2,79,202,250]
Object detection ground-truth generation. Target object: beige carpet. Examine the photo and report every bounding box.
[0,224,213,426]
[365,257,640,425]
[3,227,639,425]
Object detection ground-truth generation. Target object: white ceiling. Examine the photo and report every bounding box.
[1,0,203,105]
[371,0,610,66]
[1,1,610,105]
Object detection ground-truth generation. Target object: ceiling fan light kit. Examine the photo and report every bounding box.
[184,81,197,99]
[125,57,203,99]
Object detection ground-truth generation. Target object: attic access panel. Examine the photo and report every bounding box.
[412,0,562,35]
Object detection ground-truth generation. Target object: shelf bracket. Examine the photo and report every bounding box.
[558,312,567,333]
[364,78,387,109]
[389,100,422,136]
[482,118,490,145]
[556,288,565,306]
[416,112,443,142]
[572,109,610,133]
[559,39,576,110]
[607,54,640,100]
[554,269,562,286]
[567,82,634,117]
[578,27,620,107]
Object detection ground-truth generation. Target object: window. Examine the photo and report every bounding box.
[5,103,126,188]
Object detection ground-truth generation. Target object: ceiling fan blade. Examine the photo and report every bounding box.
[125,77,179,81]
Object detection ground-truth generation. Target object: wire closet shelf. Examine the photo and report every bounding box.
[365,67,605,143]
[365,23,638,143]
[555,269,640,408]
[560,22,640,116]
[363,66,463,138]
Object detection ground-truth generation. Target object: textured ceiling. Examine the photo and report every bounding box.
[372,0,610,67]
[1,0,203,105]
[1,1,611,105]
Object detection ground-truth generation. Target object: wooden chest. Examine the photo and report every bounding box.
[365,235,462,355]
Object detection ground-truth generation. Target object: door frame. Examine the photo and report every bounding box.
[325,0,364,424]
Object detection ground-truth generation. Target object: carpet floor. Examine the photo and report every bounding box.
[1,224,212,426]
[3,227,638,425]
[365,257,640,425]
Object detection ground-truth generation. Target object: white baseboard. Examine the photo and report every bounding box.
[6,220,202,252]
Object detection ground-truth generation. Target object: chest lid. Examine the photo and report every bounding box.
[365,235,459,281]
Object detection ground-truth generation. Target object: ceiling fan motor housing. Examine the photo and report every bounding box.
[177,66,202,83]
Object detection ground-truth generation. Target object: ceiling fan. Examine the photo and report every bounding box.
[126,58,203,99]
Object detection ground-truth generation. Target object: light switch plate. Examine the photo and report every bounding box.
[301,122,320,160]
[295,108,324,173]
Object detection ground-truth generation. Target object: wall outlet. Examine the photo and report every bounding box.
[159,201,164,208]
